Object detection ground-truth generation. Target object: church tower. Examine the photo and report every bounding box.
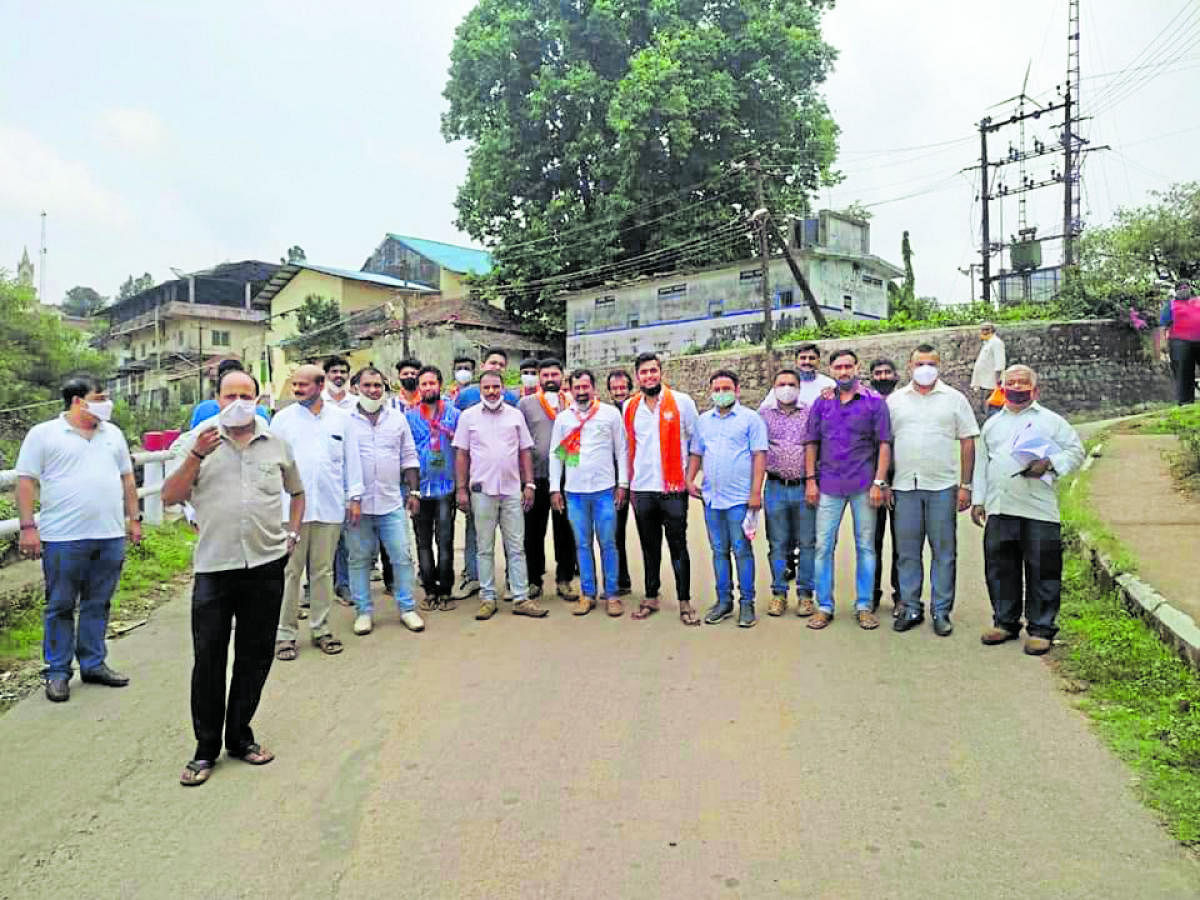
[17,247,34,288]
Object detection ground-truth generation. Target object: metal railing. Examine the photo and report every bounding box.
[0,450,174,539]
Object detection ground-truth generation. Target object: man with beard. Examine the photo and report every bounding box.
[406,366,460,610]
[867,358,902,616]
[606,369,635,596]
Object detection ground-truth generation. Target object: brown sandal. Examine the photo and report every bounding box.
[180,759,215,786]
[274,640,297,661]
[312,634,344,655]
[806,611,832,630]
[856,610,880,630]
[230,742,275,765]
[678,602,701,627]
[631,599,659,621]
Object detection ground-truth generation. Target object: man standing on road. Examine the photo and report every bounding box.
[345,366,424,637]
[519,357,540,397]
[449,354,475,406]
[321,356,355,606]
[16,376,141,703]
[406,365,460,611]
[867,358,901,616]
[759,342,836,411]
[452,371,547,620]
[760,368,815,618]
[803,349,892,632]
[687,370,768,628]
[162,369,304,786]
[454,347,519,411]
[972,365,1084,655]
[1156,281,1200,405]
[270,364,363,660]
[888,345,979,637]
[606,369,635,597]
[970,323,1007,417]
[548,369,629,617]
[519,358,579,603]
[624,352,702,626]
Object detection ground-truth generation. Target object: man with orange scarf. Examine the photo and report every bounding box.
[624,353,702,626]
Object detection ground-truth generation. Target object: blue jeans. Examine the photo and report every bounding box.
[565,489,620,598]
[893,487,959,616]
[764,479,816,595]
[814,491,877,614]
[703,503,756,609]
[347,510,416,614]
[41,538,126,679]
[334,532,349,592]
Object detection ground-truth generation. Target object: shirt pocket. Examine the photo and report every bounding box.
[254,461,283,495]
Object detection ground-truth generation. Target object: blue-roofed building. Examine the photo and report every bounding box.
[361,234,495,305]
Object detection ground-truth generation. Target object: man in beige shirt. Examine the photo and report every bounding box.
[163,369,305,788]
[970,323,1007,416]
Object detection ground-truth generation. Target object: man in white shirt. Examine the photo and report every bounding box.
[548,369,629,617]
[971,365,1084,655]
[970,323,1007,416]
[623,353,702,626]
[271,364,364,659]
[15,376,141,702]
[887,344,979,637]
[320,355,355,603]
[345,366,423,637]
[758,342,836,412]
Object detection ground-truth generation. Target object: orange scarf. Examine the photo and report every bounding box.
[554,402,600,466]
[537,389,570,421]
[624,387,686,493]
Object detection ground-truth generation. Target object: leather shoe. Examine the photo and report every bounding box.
[45,677,70,702]
[80,664,130,687]
[932,614,953,636]
[892,612,924,632]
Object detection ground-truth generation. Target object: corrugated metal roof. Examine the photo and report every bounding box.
[256,262,437,305]
[386,234,493,276]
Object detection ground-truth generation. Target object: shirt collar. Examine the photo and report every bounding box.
[218,416,270,444]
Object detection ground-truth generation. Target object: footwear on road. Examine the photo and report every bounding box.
[45,677,70,703]
[1024,636,1052,655]
[513,598,549,617]
[556,580,579,602]
[738,604,756,628]
[353,614,373,635]
[475,600,497,620]
[399,611,425,632]
[703,603,733,625]
[767,594,787,617]
[981,626,1020,645]
[932,614,954,637]
[454,576,480,600]
[80,664,129,687]
[574,595,595,616]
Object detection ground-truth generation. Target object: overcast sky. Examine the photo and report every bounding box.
[2,0,1196,309]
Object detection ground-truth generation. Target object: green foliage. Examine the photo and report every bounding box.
[289,295,347,358]
[282,245,307,264]
[61,285,108,318]
[775,300,1065,345]
[1138,404,1200,480]
[443,0,841,339]
[110,400,191,448]
[117,272,156,301]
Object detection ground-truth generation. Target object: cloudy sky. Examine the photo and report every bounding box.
[2,0,1196,309]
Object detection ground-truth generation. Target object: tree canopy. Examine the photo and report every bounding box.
[288,295,347,359]
[443,0,840,335]
[61,285,108,318]
[117,273,156,300]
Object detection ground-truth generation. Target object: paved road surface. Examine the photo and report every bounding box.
[1,504,1196,898]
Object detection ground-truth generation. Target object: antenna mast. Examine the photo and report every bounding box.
[38,210,47,301]
[1063,0,1083,266]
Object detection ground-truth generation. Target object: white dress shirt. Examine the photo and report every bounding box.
[270,401,364,524]
[970,336,1007,389]
[887,380,979,492]
[547,402,629,494]
[347,404,420,516]
[759,373,836,411]
[972,402,1085,524]
[627,389,700,493]
[322,387,357,411]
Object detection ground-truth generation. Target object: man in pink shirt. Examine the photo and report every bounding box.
[452,371,548,620]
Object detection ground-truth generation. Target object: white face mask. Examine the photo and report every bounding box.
[912,364,939,387]
[86,400,113,422]
[218,398,256,428]
[482,396,504,411]
[775,385,799,406]
[454,369,473,385]
[520,373,538,389]
[357,394,383,414]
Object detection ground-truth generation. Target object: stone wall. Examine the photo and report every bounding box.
[631,319,1172,420]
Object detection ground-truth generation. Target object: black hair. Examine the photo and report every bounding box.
[479,370,504,385]
[394,358,422,373]
[217,367,260,397]
[482,347,508,364]
[569,369,596,387]
[794,342,820,357]
[519,357,539,370]
[869,357,898,374]
[634,351,661,372]
[61,375,103,410]
[606,369,633,391]
[216,358,244,378]
[349,372,361,387]
[910,343,937,358]
[773,368,801,383]
[418,365,443,384]
[828,348,858,365]
[356,366,386,384]
[323,355,350,373]
[537,357,564,372]
[709,369,740,388]
[453,355,476,368]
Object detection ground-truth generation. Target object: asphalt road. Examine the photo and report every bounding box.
[0,503,1196,899]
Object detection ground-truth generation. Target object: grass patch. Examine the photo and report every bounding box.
[1056,554,1200,844]
[1059,453,1139,575]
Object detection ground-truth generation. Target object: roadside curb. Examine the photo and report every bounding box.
[1070,530,1200,670]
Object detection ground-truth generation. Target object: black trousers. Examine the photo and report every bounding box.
[380,543,393,592]
[983,514,1062,639]
[1169,337,1199,405]
[616,501,631,592]
[873,502,900,607]
[413,494,456,597]
[524,478,577,586]
[191,555,286,761]
[630,491,691,604]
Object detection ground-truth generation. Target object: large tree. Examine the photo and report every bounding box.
[61,285,108,318]
[443,0,840,335]
[117,272,156,300]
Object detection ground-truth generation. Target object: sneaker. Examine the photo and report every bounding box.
[767,594,787,617]
[455,576,481,600]
[573,595,595,616]
[503,589,514,602]
[704,603,734,625]
[475,600,497,620]
[370,569,383,583]
[738,604,757,628]
[1024,636,1052,655]
[556,580,579,602]
[353,614,373,636]
[794,591,816,618]
[513,598,549,618]
[399,611,425,632]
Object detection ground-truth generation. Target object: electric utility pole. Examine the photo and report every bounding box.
[752,158,774,354]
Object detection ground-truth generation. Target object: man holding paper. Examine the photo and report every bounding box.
[970,365,1084,655]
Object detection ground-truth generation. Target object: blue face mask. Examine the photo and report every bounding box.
[836,375,857,390]
[298,393,320,408]
[798,369,817,381]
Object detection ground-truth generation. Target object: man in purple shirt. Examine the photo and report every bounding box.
[803,349,892,631]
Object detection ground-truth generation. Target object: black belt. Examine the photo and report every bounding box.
[767,473,807,486]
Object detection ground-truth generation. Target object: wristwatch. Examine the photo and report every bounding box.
[286,531,300,541]
[872,479,889,488]
[959,484,973,491]
[523,482,536,491]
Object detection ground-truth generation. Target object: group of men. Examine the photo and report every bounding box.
[13,330,1086,788]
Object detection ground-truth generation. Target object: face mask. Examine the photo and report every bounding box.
[521,373,538,389]
[641,382,662,396]
[711,391,736,409]
[454,369,473,385]
[542,381,561,394]
[797,369,817,381]
[400,377,418,392]
[775,385,800,405]
[86,400,113,422]
[870,379,897,396]
[218,398,256,428]
[298,393,320,409]
[358,394,383,414]
[1005,388,1033,405]
[835,375,857,390]
[912,364,938,387]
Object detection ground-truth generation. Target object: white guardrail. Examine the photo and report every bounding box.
[0,449,175,539]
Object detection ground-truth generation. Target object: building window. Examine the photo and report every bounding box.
[739,268,762,282]
[139,343,146,358]
[574,319,586,336]
[657,283,687,299]
[862,274,883,287]
[708,299,725,318]
[777,289,794,307]
[627,315,640,329]
[594,295,616,308]
[211,330,231,347]
[843,295,853,311]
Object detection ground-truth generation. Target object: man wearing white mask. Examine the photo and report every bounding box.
[16,376,141,703]
[518,358,540,398]
[758,342,835,411]
[887,344,979,636]
[970,323,1006,416]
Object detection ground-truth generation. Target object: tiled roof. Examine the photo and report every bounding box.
[357,297,538,340]
[385,235,493,276]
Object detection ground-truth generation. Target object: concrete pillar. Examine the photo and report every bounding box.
[142,459,164,525]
